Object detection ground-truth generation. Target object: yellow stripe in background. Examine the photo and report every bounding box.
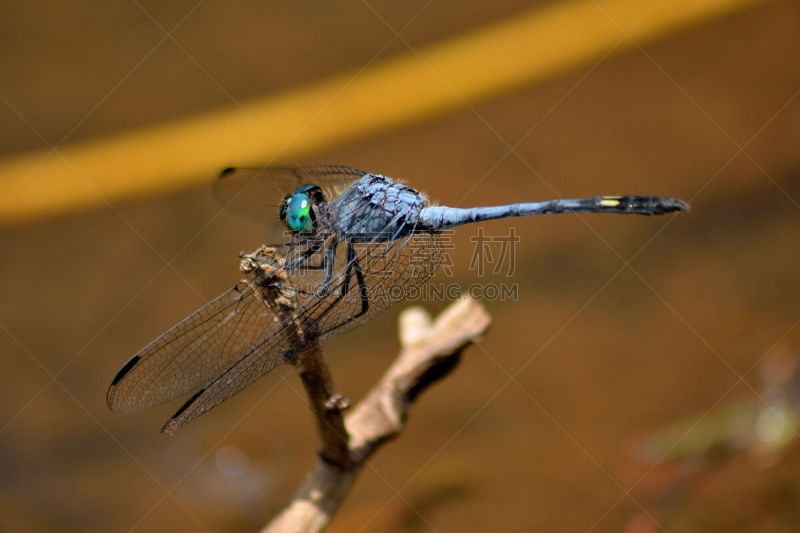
[0,0,767,223]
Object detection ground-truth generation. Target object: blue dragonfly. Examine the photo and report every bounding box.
[107,165,689,434]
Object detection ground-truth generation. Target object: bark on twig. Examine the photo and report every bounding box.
[262,296,491,533]
[294,349,351,468]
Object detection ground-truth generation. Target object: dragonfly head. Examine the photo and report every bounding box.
[279,184,325,233]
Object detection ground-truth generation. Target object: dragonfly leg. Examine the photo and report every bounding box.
[314,241,369,325]
[351,248,369,317]
[266,283,317,296]
[247,242,326,271]
[339,243,354,297]
[315,240,339,297]
[285,242,325,270]
[298,245,328,271]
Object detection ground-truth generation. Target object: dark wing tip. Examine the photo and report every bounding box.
[161,388,205,435]
[107,355,141,410]
[218,167,237,178]
[110,356,141,386]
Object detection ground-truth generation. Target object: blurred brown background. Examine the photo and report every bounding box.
[2,1,800,531]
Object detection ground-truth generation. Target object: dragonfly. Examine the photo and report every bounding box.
[107,165,689,434]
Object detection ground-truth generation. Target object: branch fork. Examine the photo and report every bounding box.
[262,296,491,532]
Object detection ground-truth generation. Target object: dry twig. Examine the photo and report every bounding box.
[262,296,491,532]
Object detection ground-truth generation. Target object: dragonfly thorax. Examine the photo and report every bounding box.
[279,184,326,233]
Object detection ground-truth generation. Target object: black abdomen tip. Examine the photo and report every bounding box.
[615,195,691,215]
[655,197,691,214]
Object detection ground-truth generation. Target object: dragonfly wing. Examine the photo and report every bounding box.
[318,229,444,341]
[213,165,367,228]
[106,275,281,413]
[291,164,368,182]
[160,311,306,435]
[161,228,444,434]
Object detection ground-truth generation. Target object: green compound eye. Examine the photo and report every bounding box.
[285,192,313,232]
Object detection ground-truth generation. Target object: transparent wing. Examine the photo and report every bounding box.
[318,230,443,341]
[161,227,443,434]
[106,276,282,413]
[212,165,367,229]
